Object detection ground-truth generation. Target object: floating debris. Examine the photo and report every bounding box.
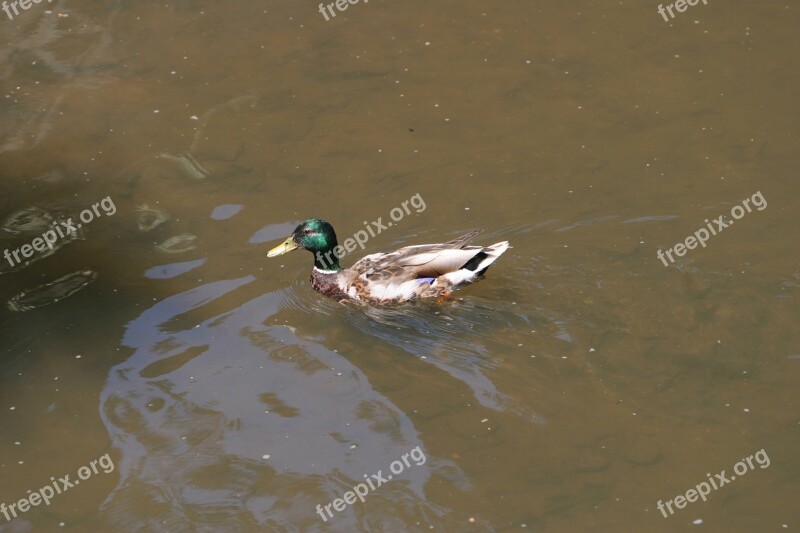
[157,152,210,180]
[136,204,170,232]
[156,234,197,254]
[7,270,97,312]
[2,206,54,235]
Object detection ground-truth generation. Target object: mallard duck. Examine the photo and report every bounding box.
[267,219,509,304]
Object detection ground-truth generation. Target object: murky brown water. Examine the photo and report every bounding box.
[1,1,798,531]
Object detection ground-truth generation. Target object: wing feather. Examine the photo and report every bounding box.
[344,230,503,302]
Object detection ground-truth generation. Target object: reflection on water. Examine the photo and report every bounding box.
[99,280,470,530]
[145,258,207,280]
[336,296,547,421]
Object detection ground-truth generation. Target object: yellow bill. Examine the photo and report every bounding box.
[267,236,299,257]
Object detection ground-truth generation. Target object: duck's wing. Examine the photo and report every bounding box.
[350,229,486,281]
[342,230,508,301]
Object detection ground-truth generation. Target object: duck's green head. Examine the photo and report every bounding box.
[267,218,340,270]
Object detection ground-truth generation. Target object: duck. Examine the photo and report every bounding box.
[267,218,509,304]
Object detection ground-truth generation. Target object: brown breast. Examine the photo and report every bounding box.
[310,270,349,300]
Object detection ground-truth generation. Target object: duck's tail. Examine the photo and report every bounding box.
[435,241,510,287]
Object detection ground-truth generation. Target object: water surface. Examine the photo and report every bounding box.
[0,1,798,531]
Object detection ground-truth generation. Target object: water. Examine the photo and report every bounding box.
[1,1,798,531]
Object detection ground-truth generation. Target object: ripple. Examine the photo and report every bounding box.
[7,269,97,312]
[2,206,54,235]
[135,204,170,232]
[156,235,198,254]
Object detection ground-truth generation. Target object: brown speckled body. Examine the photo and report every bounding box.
[299,229,509,305]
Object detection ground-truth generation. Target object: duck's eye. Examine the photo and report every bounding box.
[303,229,312,235]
